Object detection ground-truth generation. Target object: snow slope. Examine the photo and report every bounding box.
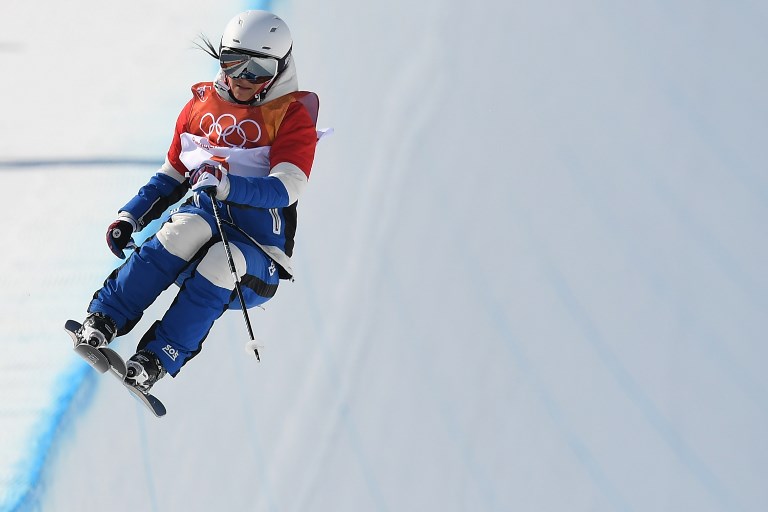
[2,1,767,511]
[0,1,245,509]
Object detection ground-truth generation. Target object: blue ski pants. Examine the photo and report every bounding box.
[88,205,279,375]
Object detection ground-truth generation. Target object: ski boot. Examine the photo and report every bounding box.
[76,312,117,348]
[125,350,167,393]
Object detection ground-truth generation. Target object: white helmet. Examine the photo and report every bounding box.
[220,10,293,60]
[194,10,294,102]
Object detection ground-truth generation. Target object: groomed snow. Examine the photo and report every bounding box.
[1,1,767,511]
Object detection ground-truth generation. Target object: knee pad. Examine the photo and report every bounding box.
[156,212,213,261]
[196,241,246,289]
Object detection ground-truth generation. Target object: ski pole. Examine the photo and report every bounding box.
[206,190,260,362]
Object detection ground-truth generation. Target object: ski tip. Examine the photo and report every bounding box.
[123,382,167,418]
[64,319,82,332]
[153,402,167,417]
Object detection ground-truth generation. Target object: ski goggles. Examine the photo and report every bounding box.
[219,48,279,83]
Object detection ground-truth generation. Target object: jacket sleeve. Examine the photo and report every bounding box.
[225,97,318,208]
[119,164,188,230]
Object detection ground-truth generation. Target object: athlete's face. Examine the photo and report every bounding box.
[227,76,270,102]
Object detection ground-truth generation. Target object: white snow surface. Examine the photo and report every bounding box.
[1,1,767,511]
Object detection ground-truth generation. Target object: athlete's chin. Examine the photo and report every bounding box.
[232,86,257,101]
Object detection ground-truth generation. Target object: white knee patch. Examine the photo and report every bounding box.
[157,213,213,261]
[196,242,246,289]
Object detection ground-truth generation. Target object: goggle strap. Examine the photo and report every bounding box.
[276,45,292,73]
[221,45,292,73]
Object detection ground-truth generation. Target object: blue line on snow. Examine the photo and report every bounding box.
[4,363,96,512]
[542,259,747,512]
[136,405,160,512]
[4,3,286,511]
[480,286,635,512]
[0,158,161,169]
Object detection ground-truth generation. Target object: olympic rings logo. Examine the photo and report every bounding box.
[200,113,262,148]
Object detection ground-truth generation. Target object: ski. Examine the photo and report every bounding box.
[66,319,123,374]
[65,320,167,417]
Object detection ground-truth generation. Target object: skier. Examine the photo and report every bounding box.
[73,10,321,393]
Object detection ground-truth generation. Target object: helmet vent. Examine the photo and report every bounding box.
[262,46,271,50]
[270,27,277,32]
[233,38,241,43]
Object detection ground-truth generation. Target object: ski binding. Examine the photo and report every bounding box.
[65,319,166,417]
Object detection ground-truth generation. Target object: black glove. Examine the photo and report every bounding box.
[106,219,135,259]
